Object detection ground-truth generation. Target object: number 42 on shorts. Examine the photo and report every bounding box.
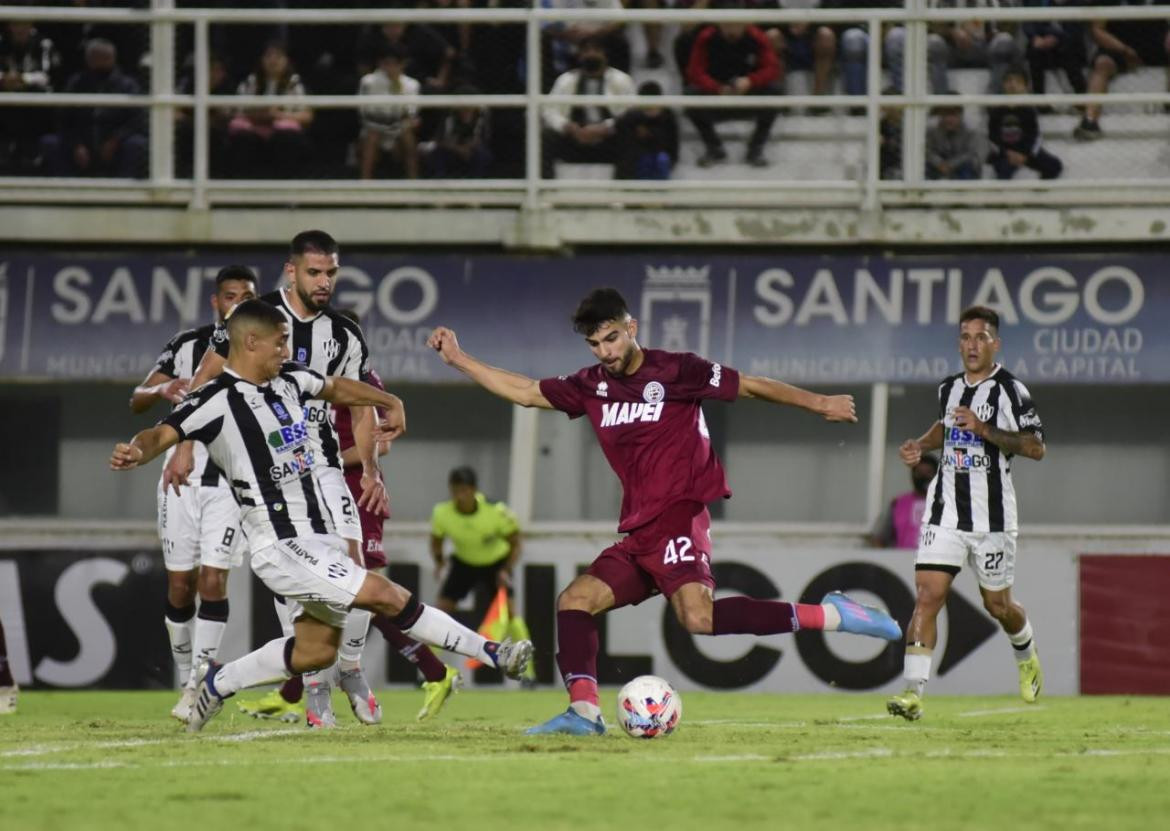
[663,536,708,565]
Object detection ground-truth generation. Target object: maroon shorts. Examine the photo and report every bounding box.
[344,468,387,569]
[587,501,714,609]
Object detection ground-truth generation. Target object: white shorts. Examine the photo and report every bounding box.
[156,482,244,572]
[916,525,1018,591]
[316,465,362,543]
[251,534,367,628]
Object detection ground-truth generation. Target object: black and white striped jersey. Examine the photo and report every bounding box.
[924,364,1045,533]
[161,363,337,552]
[212,288,369,469]
[150,323,224,487]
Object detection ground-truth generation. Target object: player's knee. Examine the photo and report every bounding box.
[167,574,195,607]
[914,583,947,612]
[677,606,712,635]
[197,569,228,600]
[296,639,337,671]
[557,583,603,614]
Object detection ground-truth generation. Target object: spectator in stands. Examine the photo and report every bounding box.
[629,0,667,69]
[39,38,147,178]
[357,20,455,95]
[685,21,783,167]
[225,40,313,178]
[775,2,838,110]
[879,94,903,179]
[358,42,421,179]
[542,0,631,87]
[988,67,1063,179]
[833,1,951,101]
[541,35,635,176]
[1074,4,1170,140]
[1022,4,1087,104]
[174,51,235,178]
[926,103,982,179]
[422,83,493,178]
[673,1,784,81]
[614,80,679,179]
[0,20,59,174]
[934,3,1022,94]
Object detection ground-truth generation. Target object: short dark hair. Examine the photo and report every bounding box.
[572,288,631,336]
[449,466,477,488]
[227,298,286,339]
[214,265,257,289]
[335,307,361,327]
[290,230,339,259]
[960,305,1000,332]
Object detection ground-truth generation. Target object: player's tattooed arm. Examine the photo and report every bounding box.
[899,421,944,466]
[427,326,554,409]
[953,406,1045,461]
[110,424,181,471]
[738,374,858,423]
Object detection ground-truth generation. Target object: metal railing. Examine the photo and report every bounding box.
[2,3,1170,213]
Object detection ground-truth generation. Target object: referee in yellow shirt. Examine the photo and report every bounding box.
[431,467,534,683]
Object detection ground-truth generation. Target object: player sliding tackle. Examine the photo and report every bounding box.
[111,300,533,732]
[428,288,902,736]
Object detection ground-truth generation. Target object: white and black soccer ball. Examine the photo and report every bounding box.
[616,675,682,739]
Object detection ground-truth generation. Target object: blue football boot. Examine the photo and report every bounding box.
[525,708,606,736]
[823,591,903,641]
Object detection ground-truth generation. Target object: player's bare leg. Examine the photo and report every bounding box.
[527,574,614,736]
[189,615,341,733]
[888,568,953,721]
[980,585,1042,703]
[671,581,902,640]
[164,568,198,721]
[0,617,17,714]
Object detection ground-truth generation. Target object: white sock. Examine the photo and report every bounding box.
[212,637,291,698]
[187,615,228,688]
[272,596,294,638]
[570,701,602,722]
[339,609,372,671]
[904,648,932,697]
[163,613,194,684]
[402,604,491,664]
[1008,619,1036,663]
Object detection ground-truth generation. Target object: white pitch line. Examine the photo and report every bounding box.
[690,720,807,728]
[835,713,891,722]
[958,705,1046,718]
[0,727,303,758]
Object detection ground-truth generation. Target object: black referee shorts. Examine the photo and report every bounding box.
[439,557,509,603]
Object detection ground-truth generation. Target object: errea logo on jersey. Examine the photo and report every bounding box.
[600,401,664,427]
[597,381,608,398]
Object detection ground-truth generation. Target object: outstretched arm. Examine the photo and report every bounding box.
[318,376,406,442]
[130,370,189,413]
[899,421,944,466]
[110,424,182,471]
[427,326,554,409]
[737,374,858,422]
[954,406,1045,461]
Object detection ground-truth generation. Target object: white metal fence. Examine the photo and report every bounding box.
[3,3,1170,214]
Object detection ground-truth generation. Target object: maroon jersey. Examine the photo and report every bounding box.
[332,368,390,565]
[539,349,740,533]
[332,368,386,452]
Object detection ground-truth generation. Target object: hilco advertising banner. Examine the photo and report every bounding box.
[0,252,1165,383]
[0,541,1079,695]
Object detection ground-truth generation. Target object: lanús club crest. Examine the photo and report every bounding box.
[642,381,665,404]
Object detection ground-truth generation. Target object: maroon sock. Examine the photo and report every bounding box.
[0,619,13,686]
[555,610,600,705]
[712,596,823,635]
[280,674,304,703]
[371,614,447,683]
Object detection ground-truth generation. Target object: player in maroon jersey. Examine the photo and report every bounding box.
[428,288,902,735]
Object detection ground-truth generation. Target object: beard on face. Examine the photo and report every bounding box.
[296,283,330,313]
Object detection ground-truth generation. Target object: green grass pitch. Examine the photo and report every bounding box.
[3,689,1169,831]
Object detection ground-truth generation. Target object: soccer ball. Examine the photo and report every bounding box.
[616,675,682,739]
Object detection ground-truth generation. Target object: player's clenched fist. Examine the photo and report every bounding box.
[110,442,144,470]
[820,394,858,423]
[899,439,921,466]
[427,326,461,364]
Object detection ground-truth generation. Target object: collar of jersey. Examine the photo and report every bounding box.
[962,362,1002,387]
[279,286,323,324]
